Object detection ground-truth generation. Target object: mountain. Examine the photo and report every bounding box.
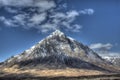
[1,30,119,73]
[103,56,120,67]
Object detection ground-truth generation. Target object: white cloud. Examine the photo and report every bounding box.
[4,7,18,13]
[30,13,47,25]
[89,43,119,57]
[72,24,82,32]
[13,14,27,26]
[51,12,66,19]
[0,0,56,8]
[66,10,79,23]
[0,16,5,21]
[0,0,57,31]
[0,0,56,13]
[50,10,81,32]
[36,0,56,12]
[0,16,17,27]
[0,0,33,7]
[0,0,94,33]
[89,43,112,50]
[40,23,57,33]
[3,19,15,26]
[67,10,79,18]
[80,8,94,15]
[99,52,120,57]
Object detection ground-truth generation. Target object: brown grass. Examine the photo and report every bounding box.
[1,67,104,77]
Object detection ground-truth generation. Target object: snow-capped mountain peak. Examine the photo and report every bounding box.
[51,30,65,36]
[46,30,66,39]
[3,30,118,72]
[5,30,102,63]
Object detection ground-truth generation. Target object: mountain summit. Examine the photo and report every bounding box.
[2,30,119,72]
[50,30,65,37]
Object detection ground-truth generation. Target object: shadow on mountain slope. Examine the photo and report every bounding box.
[4,54,112,72]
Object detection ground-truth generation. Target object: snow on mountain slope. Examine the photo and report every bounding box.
[5,30,101,63]
[103,56,120,67]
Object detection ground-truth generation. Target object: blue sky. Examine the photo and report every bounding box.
[0,0,120,62]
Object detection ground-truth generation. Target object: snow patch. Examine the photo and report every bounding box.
[31,45,35,49]
[68,36,75,41]
[51,30,65,37]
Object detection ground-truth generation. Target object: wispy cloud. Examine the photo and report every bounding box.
[0,0,94,33]
[89,43,112,50]
[0,16,17,27]
[4,7,18,13]
[0,0,56,8]
[80,8,94,15]
[89,43,113,55]
[89,43,120,57]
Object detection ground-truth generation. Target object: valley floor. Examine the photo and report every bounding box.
[0,74,120,80]
[0,67,105,77]
[0,68,120,80]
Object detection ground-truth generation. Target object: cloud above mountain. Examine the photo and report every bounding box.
[89,43,113,55]
[0,0,94,33]
[89,43,113,50]
[89,43,120,57]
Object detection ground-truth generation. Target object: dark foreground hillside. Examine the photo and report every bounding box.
[0,73,120,80]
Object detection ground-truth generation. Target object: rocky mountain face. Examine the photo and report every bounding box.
[1,30,119,72]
